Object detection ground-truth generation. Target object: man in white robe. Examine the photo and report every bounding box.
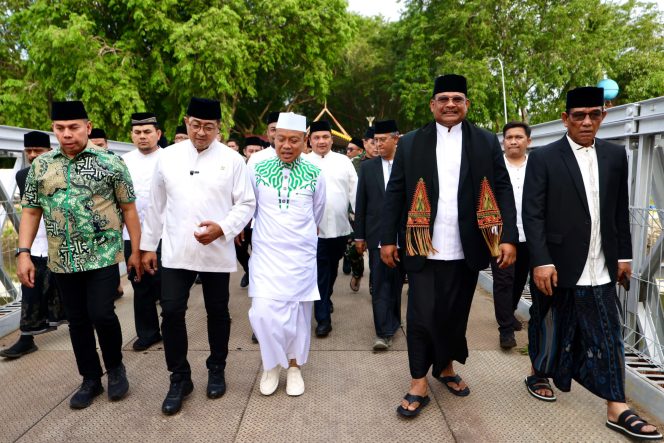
[248,112,326,396]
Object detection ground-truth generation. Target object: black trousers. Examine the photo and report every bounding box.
[125,240,161,342]
[54,264,122,380]
[235,227,252,274]
[406,259,478,379]
[369,249,404,337]
[161,268,230,379]
[20,255,65,333]
[490,242,530,335]
[314,236,348,325]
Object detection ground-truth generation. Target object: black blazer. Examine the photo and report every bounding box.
[15,167,29,199]
[522,136,632,288]
[382,120,518,272]
[355,157,387,249]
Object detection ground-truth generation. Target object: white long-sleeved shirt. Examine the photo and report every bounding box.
[249,156,326,301]
[429,122,464,260]
[140,140,256,272]
[246,146,276,169]
[122,148,162,241]
[303,150,357,238]
[567,135,611,285]
[503,154,528,243]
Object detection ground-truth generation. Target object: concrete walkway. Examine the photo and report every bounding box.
[0,268,660,442]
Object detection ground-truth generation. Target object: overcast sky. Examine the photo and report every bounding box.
[347,0,664,21]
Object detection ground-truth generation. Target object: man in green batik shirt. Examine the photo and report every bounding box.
[17,100,143,410]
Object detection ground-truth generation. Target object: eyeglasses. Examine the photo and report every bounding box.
[346,147,359,152]
[188,122,218,133]
[568,110,603,122]
[434,95,466,105]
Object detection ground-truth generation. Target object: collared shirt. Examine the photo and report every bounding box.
[567,135,610,285]
[503,154,528,242]
[381,157,393,190]
[121,148,162,240]
[303,150,357,238]
[140,140,255,272]
[246,146,276,169]
[249,156,326,301]
[430,122,464,260]
[22,142,135,273]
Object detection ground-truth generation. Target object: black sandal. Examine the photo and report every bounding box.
[396,393,430,418]
[524,375,556,402]
[606,409,663,440]
[436,374,470,397]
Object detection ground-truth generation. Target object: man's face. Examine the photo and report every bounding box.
[266,122,277,146]
[185,116,219,151]
[275,129,305,163]
[52,120,92,151]
[346,143,362,159]
[174,133,188,144]
[562,106,606,147]
[244,144,262,159]
[89,138,108,148]
[375,133,398,159]
[131,124,161,153]
[227,140,239,151]
[430,92,469,128]
[25,147,51,164]
[310,131,333,156]
[503,127,530,159]
[363,138,377,158]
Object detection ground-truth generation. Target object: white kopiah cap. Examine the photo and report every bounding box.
[276,112,307,133]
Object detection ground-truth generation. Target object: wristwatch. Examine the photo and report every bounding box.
[15,247,31,257]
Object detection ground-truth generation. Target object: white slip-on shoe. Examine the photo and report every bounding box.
[286,367,305,396]
[259,367,281,396]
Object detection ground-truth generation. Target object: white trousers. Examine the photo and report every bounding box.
[248,298,314,371]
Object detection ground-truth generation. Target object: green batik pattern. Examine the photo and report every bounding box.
[22,143,136,273]
[254,156,320,209]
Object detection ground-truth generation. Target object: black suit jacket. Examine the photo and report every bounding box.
[355,157,387,249]
[522,136,632,288]
[15,167,29,199]
[382,120,518,272]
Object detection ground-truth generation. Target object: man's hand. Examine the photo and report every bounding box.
[617,261,632,289]
[234,230,245,246]
[380,245,399,268]
[17,254,36,288]
[194,221,224,245]
[533,265,558,296]
[496,243,517,269]
[355,240,367,255]
[141,251,158,276]
[127,251,143,282]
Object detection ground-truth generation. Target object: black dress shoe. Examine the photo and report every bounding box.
[162,377,194,415]
[107,363,129,401]
[240,273,249,288]
[207,370,226,399]
[132,335,163,351]
[70,379,104,409]
[316,322,332,337]
[500,333,517,349]
[0,336,37,359]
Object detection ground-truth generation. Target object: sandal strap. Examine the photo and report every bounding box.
[439,374,462,384]
[618,409,636,423]
[403,393,426,404]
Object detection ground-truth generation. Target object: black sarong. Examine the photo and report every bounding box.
[528,282,626,402]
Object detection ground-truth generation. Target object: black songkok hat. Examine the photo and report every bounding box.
[566,87,604,110]
[89,128,107,140]
[244,136,264,147]
[374,120,398,134]
[131,112,158,126]
[309,120,332,134]
[266,111,280,125]
[364,127,375,139]
[349,137,364,150]
[175,125,187,135]
[51,100,88,121]
[432,74,468,97]
[262,139,271,148]
[186,97,222,120]
[24,131,51,149]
